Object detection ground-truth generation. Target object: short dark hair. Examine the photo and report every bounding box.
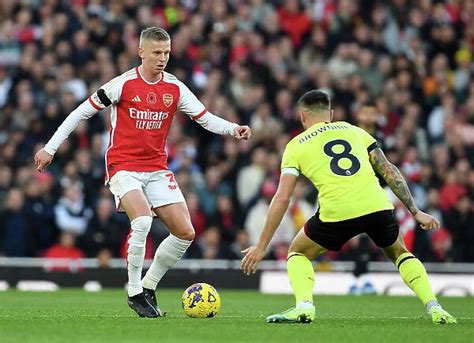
[297,90,331,112]
[139,27,170,46]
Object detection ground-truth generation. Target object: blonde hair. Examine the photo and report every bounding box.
[139,27,170,47]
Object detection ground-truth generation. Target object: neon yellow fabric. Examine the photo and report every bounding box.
[287,253,315,305]
[396,253,437,305]
[281,121,393,222]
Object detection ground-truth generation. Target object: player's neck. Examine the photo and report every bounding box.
[138,65,162,83]
[305,118,330,129]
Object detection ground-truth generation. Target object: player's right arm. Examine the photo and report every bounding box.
[34,99,99,172]
[241,173,298,275]
[35,78,119,172]
[368,147,440,230]
[241,142,299,275]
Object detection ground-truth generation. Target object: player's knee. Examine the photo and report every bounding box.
[287,247,310,260]
[176,227,195,241]
[394,246,411,259]
[128,216,153,249]
[287,251,298,260]
[383,244,409,264]
[288,240,307,256]
[288,241,298,254]
[131,216,153,233]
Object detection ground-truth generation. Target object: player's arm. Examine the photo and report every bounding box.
[176,80,251,139]
[369,147,440,230]
[193,111,251,140]
[34,89,111,172]
[369,147,418,215]
[241,173,297,275]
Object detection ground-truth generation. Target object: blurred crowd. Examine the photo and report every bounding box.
[0,0,473,266]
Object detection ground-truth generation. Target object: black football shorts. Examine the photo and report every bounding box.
[304,210,399,251]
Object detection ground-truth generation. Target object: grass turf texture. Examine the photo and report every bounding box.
[0,290,472,343]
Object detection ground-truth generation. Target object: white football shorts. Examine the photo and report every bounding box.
[108,170,185,212]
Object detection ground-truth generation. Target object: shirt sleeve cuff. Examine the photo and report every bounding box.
[367,141,379,153]
[43,146,56,155]
[281,167,300,177]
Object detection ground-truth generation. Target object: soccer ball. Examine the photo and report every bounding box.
[181,283,221,318]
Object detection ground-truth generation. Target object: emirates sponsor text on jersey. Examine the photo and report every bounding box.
[129,107,169,130]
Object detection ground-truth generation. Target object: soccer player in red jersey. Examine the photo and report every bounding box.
[35,27,251,318]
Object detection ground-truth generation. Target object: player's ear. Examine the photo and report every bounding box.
[138,47,144,59]
[298,110,306,126]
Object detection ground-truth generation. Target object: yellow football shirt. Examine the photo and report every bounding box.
[281,121,393,222]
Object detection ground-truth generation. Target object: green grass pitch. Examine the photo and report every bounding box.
[0,290,472,342]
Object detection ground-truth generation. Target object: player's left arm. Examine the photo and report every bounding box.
[176,79,251,139]
[241,173,297,275]
[369,147,418,215]
[193,111,251,140]
[369,147,440,230]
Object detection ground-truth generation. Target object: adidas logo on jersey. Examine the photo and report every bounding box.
[132,95,142,102]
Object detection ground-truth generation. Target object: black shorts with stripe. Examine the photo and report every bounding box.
[304,210,399,252]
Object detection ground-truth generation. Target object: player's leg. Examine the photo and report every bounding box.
[267,227,329,324]
[382,232,457,324]
[120,189,153,296]
[109,172,159,318]
[367,210,456,324]
[141,201,194,293]
[141,171,194,293]
[287,229,328,307]
[382,232,436,305]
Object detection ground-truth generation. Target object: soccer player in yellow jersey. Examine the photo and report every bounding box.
[241,90,456,324]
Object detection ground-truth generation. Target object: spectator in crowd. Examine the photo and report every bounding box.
[0,188,31,256]
[228,229,251,260]
[79,197,124,258]
[444,195,474,262]
[210,193,241,244]
[245,179,296,249]
[54,184,93,236]
[236,147,267,210]
[188,225,232,260]
[194,165,233,217]
[184,191,207,241]
[288,179,315,232]
[44,231,85,272]
[24,173,57,255]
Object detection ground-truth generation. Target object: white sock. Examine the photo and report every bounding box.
[142,234,192,290]
[127,216,152,297]
[296,300,314,310]
[297,301,314,309]
[426,300,441,315]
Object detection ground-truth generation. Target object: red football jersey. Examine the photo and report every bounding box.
[88,67,207,182]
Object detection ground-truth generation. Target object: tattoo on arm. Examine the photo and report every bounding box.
[369,148,419,216]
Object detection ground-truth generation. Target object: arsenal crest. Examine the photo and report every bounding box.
[146,92,157,105]
[163,93,173,107]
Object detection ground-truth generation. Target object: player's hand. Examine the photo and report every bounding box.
[234,125,251,140]
[414,211,440,230]
[34,148,53,173]
[241,245,265,276]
